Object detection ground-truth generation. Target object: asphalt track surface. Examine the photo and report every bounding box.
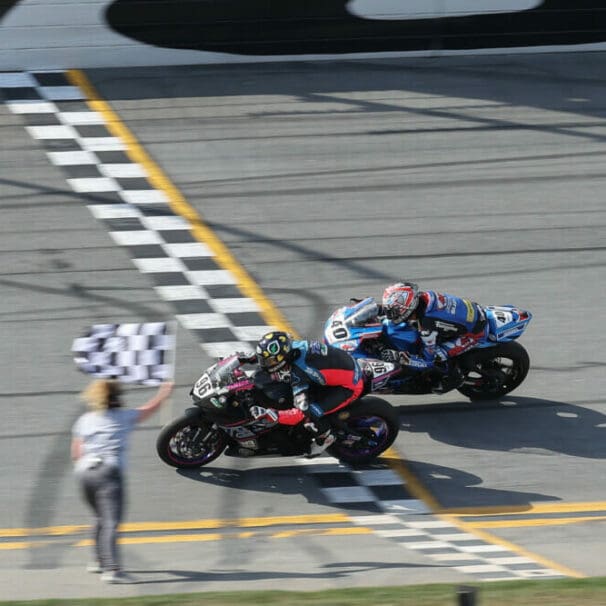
[1,52,605,599]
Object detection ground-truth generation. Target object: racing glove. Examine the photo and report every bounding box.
[249,406,279,424]
[236,350,257,365]
[380,348,411,365]
[381,349,433,371]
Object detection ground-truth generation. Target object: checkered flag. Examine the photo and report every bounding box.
[72,322,175,385]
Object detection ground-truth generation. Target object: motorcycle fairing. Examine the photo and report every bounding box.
[482,305,533,345]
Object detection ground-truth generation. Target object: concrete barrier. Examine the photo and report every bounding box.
[2,1,606,70]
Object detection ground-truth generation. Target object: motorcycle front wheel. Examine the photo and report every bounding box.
[156,411,227,468]
[327,396,399,464]
[457,341,530,401]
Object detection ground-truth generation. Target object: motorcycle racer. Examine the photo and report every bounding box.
[348,282,488,393]
[236,331,365,457]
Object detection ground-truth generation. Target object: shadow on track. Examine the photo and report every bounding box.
[399,395,606,459]
[124,560,436,585]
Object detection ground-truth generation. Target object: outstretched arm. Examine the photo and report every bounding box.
[137,381,174,423]
[71,437,83,461]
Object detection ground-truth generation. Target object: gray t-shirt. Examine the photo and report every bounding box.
[72,408,140,472]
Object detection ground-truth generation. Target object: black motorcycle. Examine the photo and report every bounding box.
[156,355,399,468]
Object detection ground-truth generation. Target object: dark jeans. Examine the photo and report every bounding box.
[78,464,123,571]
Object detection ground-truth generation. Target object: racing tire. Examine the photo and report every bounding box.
[156,410,227,468]
[456,341,530,401]
[327,396,399,464]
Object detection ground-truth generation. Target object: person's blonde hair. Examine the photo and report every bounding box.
[80,379,123,411]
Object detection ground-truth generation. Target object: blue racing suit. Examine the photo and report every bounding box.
[347,292,487,372]
[412,290,487,366]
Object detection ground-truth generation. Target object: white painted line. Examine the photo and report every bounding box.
[79,137,126,152]
[209,298,262,313]
[176,313,232,329]
[458,544,510,553]
[88,204,141,219]
[154,285,208,301]
[232,326,276,341]
[26,124,79,139]
[59,111,105,125]
[46,150,97,166]
[110,231,163,246]
[142,216,190,231]
[101,163,148,179]
[119,190,169,205]
[68,177,120,192]
[132,257,187,273]
[403,541,453,550]
[407,521,455,529]
[376,529,427,538]
[321,486,375,503]
[432,533,480,542]
[187,270,238,285]
[454,564,508,573]
[162,242,213,258]
[7,101,56,113]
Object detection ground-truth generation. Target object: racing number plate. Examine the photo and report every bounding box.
[193,373,213,398]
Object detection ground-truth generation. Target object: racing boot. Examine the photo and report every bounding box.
[303,420,336,458]
[306,429,336,458]
[431,363,464,395]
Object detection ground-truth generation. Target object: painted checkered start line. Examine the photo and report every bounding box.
[0,69,575,583]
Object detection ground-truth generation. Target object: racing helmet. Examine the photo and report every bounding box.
[382,282,419,323]
[256,331,293,373]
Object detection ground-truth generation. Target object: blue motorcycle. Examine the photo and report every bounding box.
[324,301,532,401]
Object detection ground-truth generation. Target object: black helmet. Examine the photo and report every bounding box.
[256,331,293,372]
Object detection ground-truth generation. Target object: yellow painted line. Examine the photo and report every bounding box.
[0,525,89,538]
[66,69,296,337]
[272,527,371,539]
[445,501,606,517]
[467,515,606,529]
[381,448,441,512]
[122,513,350,532]
[74,526,371,547]
[0,513,351,539]
[382,448,584,578]
[0,542,36,550]
[76,534,222,547]
[121,514,346,532]
[440,515,585,578]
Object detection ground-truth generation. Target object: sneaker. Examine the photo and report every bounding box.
[101,570,126,584]
[86,561,102,574]
[306,432,336,459]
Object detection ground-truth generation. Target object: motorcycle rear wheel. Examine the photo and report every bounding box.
[156,411,227,468]
[327,396,399,464]
[457,341,530,401]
